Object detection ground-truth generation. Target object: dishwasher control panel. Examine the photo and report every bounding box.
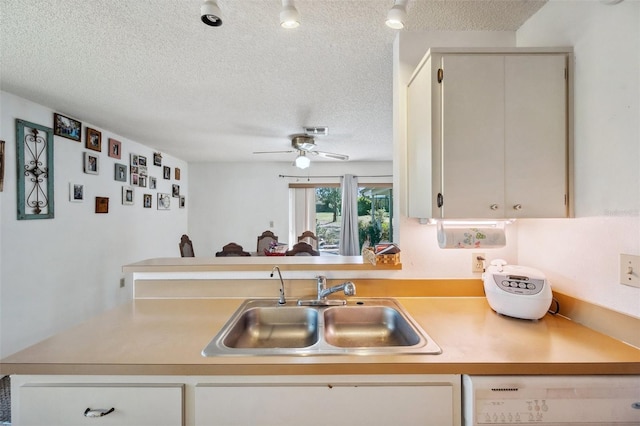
[463,375,640,425]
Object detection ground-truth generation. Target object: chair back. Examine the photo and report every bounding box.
[285,242,320,256]
[256,230,278,255]
[215,242,251,257]
[179,234,195,257]
[297,230,318,250]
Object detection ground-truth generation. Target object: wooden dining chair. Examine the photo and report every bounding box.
[256,230,278,255]
[215,242,251,257]
[297,230,319,250]
[179,234,195,257]
[285,241,320,256]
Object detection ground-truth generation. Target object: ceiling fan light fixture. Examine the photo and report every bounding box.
[294,152,311,169]
[201,0,222,27]
[386,0,408,29]
[280,0,300,29]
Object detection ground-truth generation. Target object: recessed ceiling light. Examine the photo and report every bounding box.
[386,0,408,30]
[201,0,222,27]
[280,0,300,29]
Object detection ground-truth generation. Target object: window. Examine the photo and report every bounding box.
[289,183,393,254]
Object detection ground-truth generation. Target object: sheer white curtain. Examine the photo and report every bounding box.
[289,187,315,247]
[339,174,360,255]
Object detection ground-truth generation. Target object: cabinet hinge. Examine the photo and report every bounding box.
[437,68,443,84]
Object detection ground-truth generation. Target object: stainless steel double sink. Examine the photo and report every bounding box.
[202,298,442,356]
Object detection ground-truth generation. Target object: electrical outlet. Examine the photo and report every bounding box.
[472,252,485,273]
[119,278,125,288]
[620,254,640,288]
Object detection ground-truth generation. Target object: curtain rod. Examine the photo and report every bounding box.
[278,174,392,179]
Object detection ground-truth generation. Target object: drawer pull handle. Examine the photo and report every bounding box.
[490,204,499,210]
[84,407,115,417]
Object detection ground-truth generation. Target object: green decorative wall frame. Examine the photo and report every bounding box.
[16,119,55,220]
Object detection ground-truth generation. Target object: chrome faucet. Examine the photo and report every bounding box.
[298,275,356,306]
[270,266,286,305]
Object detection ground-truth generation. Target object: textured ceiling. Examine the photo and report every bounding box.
[0,0,546,163]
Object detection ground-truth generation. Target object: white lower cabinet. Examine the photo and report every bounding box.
[195,374,461,426]
[15,381,183,426]
[11,374,460,426]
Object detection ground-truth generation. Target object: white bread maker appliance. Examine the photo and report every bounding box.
[482,260,552,320]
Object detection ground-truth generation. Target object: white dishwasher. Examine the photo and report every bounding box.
[463,375,640,425]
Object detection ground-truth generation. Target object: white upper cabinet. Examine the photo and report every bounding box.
[407,48,572,219]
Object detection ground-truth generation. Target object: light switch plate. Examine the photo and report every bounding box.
[619,254,640,288]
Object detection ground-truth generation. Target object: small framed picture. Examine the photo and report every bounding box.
[53,113,81,142]
[0,140,4,192]
[158,193,171,210]
[83,152,99,174]
[138,156,147,166]
[139,175,147,188]
[95,197,109,213]
[122,186,134,205]
[114,163,127,182]
[108,138,121,159]
[138,165,148,177]
[131,173,139,186]
[163,166,171,180]
[172,184,180,197]
[86,127,101,152]
[149,177,157,190]
[69,182,84,202]
[153,152,162,166]
[143,193,153,208]
[179,196,186,208]
[130,154,139,166]
[175,167,181,180]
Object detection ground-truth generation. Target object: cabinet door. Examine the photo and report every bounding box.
[505,55,568,217]
[440,55,506,218]
[17,384,183,426]
[196,383,454,425]
[407,54,437,218]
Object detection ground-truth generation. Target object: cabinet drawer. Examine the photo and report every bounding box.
[17,383,183,426]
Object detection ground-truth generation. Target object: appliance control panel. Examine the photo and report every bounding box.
[464,375,640,425]
[492,274,545,296]
[475,396,640,424]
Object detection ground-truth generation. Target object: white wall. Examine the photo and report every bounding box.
[188,161,392,256]
[0,91,189,357]
[515,1,640,317]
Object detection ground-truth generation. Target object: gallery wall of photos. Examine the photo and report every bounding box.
[53,112,186,214]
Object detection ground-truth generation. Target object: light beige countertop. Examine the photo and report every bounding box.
[122,256,401,273]
[2,297,639,376]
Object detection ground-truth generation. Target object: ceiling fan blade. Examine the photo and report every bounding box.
[252,150,295,155]
[312,150,349,161]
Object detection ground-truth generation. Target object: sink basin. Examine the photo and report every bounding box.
[223,307,319,349]
[323,306,420,348]
[202,298,441,356]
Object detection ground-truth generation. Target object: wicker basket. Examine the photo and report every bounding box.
[362,247,401,266]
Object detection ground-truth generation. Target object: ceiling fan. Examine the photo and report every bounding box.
[252,127,349,169]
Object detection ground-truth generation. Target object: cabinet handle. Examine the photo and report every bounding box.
[84,407,115,417]
[490,204,499,210]
[437,193,444,208]
[513,204,522,211]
